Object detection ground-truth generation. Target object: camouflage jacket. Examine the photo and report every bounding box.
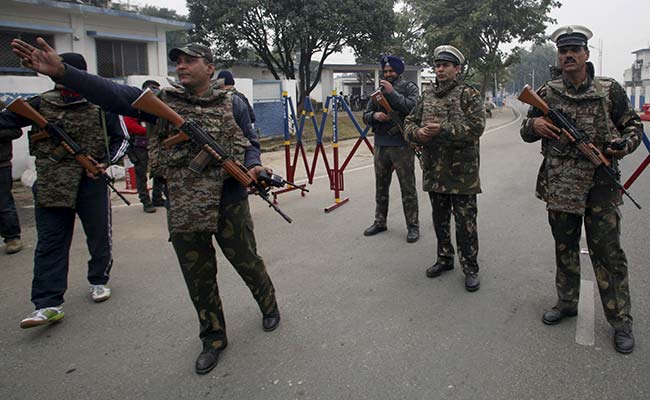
[0,90,128,207]
[363,78,419,147]
[151,85,252,233]
[404,80,486,194]
[520,65,643,215]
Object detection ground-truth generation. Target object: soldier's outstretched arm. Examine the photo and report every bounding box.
[11,37,148,121]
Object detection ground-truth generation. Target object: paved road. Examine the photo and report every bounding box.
[1,105,649,399]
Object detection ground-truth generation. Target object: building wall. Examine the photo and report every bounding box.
[0,75,55,179]
[0,1,189,179]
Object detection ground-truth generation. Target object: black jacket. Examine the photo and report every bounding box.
[0,128,23,167]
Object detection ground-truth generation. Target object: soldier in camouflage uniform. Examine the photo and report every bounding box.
[0,53,129,326]
[11,38,281,374]
[520,26,643,354]
[404,46,485,292]
[363,55,420,243]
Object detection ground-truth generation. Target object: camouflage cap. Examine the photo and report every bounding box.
[168,43,214,63]
[434,45,465,65]
[550,25,593,48]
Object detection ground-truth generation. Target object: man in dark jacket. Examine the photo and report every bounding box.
[0,128,23,254]
[216,70,256,124]
[362,55,420,243]
[124,80,161,213]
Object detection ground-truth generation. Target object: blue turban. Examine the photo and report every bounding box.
[379,55,405,75]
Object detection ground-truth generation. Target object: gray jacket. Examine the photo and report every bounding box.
[363,78,418,146]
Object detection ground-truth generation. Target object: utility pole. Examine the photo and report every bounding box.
[533,68,536,90]
[589,39,603,75]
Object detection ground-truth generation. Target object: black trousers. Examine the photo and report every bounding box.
[31,176,113,309]
[132,146,150,205]
[0,166,20,242]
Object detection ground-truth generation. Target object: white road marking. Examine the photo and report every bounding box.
[575,279,596,346]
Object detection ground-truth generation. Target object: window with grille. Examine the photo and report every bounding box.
[96,39,148,78]
[0,31,54,75]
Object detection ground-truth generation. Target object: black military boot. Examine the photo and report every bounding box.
[143,202,156,213]
[426,261,454,278]
[195,344,227,375]
[152,198,165,207]
[465,273,480,292]
[406,225,419,243]
[542,306,578,325]
[614,324,635,354]
[363,222,387,236]
[263,309,281,332]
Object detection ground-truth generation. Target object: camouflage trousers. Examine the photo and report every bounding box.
[429,192,479,274]
[548,208,632,328]
[170,199,278,350]
[373,145,418,227]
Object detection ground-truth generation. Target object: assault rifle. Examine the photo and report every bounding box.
[131,89,293,223]
[370,89,421,159]
[6,98,131,206]
[518,85,641,209]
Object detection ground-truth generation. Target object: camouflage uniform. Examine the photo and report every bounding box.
[520,63,643,328]
[152,84,277,349]
[363,78,419,229]
[404,79,485,274]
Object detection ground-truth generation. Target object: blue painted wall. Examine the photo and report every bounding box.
[253,101,284,137]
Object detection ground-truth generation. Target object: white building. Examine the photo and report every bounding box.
[0,0,193,178]
[623,47,650,111]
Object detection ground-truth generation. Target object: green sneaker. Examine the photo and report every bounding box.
[20,307,64,329]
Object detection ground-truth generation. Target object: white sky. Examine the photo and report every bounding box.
[150,0,650,82]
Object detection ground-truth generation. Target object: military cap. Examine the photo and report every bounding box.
[169,43,214,63]
[549,25,593,48]
[434,45,465,65]
[379,55,405,75]
[60,52,87,71]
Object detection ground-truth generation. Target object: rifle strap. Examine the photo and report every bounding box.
[100,109,111,164]
[593,78,613,141]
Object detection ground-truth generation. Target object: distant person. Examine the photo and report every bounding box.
[216,70,255,124]
[0,128,23,254]
[123,80,161,213]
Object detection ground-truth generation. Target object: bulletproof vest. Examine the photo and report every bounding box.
[154,86,249,170]
[30,90,106,208]
[418,81,482,195]
[544,77,620,156]
[537,77,622,214]
[153,86,251,233]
